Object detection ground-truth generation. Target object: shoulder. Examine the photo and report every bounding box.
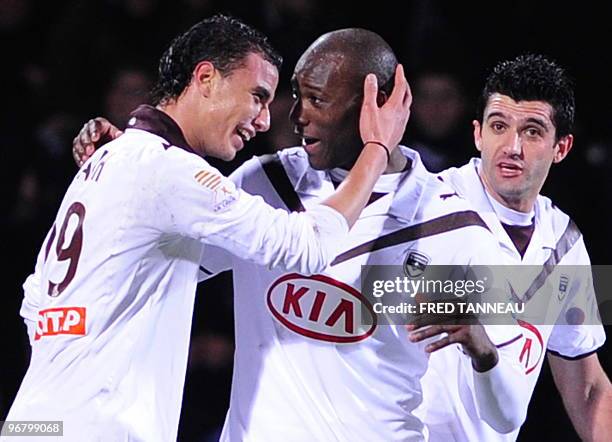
[536,194,581,239]
[536,195,591,266]
[393,153,488,232]
[413,181,499,264]
[409,175,495,261]
[436,159,480,199]
[230,146,306,190]
[419,172,482,221]
[117,129,211,173]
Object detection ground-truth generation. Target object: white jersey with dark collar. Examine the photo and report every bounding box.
[200,147,525,442]
[415,157,606,442]
[4,106,349,442]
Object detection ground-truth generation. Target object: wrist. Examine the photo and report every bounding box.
[471,348,499,372]
[363,140,390,163]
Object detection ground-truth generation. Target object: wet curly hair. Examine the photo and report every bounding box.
[151,14,282,105]
[476,54,575,139]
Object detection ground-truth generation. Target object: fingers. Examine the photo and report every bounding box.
[408,324,461,343]
[72,137,83,167]
[408,324,493,356]
[410,313,479,330]
[390,64,406,104]
[387,64,410,108]
[109,127,124,140]
[403,76,412,109]
[424,335,454,353]
[72,117,121,167]
[94,117,122,143]
[362,73,378,111]
[72,119,99,167]
[409,314,451,330]
[89,118,100,141]
[408,324,465,354]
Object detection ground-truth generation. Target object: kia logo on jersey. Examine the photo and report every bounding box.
[267,273,377,343]
[517,320,544,375]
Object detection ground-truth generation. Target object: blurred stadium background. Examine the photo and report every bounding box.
[1,1,610,440]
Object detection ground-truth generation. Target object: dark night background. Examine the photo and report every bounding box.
[1,1,610,440]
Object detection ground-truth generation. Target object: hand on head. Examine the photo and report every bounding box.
[359,64,412,154]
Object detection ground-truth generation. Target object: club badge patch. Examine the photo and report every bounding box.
[558,274,569,301]
[403,250,430,278]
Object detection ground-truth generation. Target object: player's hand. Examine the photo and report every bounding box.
[408,322,498,372]
[359,64,411,153]
[72,117,123,167]
[406,294,498,372]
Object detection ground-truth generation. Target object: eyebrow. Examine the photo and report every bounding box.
[486,111,550,131]
[485,111,509,122]
[523,117,550,130]
[254,86,272,102]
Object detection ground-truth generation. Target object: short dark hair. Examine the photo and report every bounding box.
[476,54,575,139]
[151,14,282,105]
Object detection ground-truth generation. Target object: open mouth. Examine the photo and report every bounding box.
[302,136,320,147]
[498,162,523,177]
[237,128,254,143]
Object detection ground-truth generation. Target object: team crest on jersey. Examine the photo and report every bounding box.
[403,250,430,278]
[266,273,377,343]
[558,274,569,301]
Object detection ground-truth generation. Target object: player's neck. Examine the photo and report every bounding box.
[478,169,536,213]
[491,191,535,214]
[157,97,204,156]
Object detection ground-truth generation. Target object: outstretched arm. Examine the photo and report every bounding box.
[73,65,412,231]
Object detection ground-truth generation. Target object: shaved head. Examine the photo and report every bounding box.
[296,28,397,97]
[290,28,399,171]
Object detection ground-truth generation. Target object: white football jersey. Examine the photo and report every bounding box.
[4,107,349,442]
[200,147,525,442]
[414,158,606,442]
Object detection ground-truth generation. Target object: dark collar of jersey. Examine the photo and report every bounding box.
[329,159,412,206]
[127,105,196,155]
[330,177,387,206]
[502,221,535,258]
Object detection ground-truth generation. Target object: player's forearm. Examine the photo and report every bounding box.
[563,375,612,442]
[585,382,612,442]
[472,355,529,433]
[321,143,388,228]
[589,383,612,442]
[549,353,612,442]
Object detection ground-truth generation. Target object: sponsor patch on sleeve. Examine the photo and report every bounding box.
[193,170,239,212]
[35,307,87,340]
[194,170,224,191]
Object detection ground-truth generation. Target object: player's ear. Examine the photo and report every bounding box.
[553,134,574,163]
[193,61,217,98]
[473,120,483,152]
